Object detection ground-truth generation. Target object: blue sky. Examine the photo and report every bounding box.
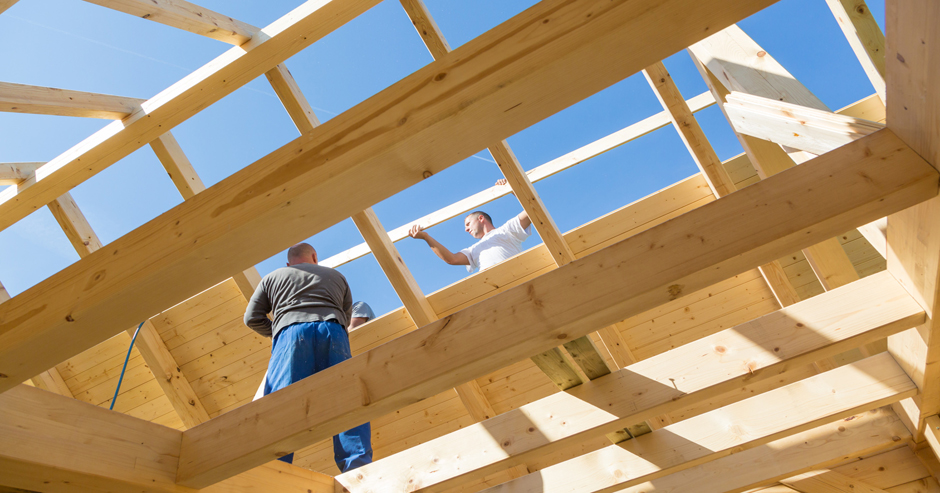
[0,0,886,318]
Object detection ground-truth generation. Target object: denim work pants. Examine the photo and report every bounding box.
[264,320,373,472]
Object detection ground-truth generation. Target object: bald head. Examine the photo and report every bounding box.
[287,243,318,266]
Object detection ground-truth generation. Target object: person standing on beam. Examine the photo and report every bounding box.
[409,179,532,273]
[243,242,372,472]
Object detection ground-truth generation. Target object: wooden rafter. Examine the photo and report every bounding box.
[0,162,43,185]
[175,129,936,487]
[81,0,258,45]
[825,0,886,103]
[0,81,144,120]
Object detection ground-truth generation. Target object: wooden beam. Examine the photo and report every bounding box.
[264,63,320,135]
[0,0,383,232]
[610,407,910,493]
[925,416,940,475]
[81,0,258,45]
[782,470,890,493]
[0,0,785,392]
[825,0,886,103]
[335,272,922,492]
[47,187,212,428]
[0,0,18,15]
[723,91,885,155]
[399,0,449,59]
[0,162,43,185]
[30,368,74,398]
[884,0,940,439]
[477,354,913,493]
[0,81,143,119]
[352,207,497,422]
[0,384,333,492]
[643,59,800,308]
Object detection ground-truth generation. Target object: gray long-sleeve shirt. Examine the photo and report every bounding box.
[243,263,353,339]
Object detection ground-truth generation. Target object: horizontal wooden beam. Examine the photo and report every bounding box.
[0,0,783,393]
[81,0,258,45]
[0,384,333,492]
[610,407,910,493]
[0,162,43,185]
[0,0,383,232]
[0,81,143,119]
[723,91,884,155]
[337,271,922,492]
[319,91,715,269]
[478,353,914,493]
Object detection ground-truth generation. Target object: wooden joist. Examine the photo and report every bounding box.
[883,0,940,440]
[825,0,886,103]
[0,162,43,185]
[782,469,891,493]
[0,384,333,493]
[0,0,18,15]
[0,81,144,120]
[265,63,320,135]
[175,133,935,487]
[336,272,922,492]
[0,0,383,232]
[476,353,914,493]
[0,0,783,394]
[81,0,258,45]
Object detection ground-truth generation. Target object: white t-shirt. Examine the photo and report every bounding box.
[460,215,532,273]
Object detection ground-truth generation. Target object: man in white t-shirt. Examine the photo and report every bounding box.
[409,180,532,273]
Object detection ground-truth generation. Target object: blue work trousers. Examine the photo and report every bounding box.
[264,320,373,472]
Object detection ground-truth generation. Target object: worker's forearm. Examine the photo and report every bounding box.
[422,235,459,264]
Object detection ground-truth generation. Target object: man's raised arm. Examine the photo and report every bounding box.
[409,224,470,266]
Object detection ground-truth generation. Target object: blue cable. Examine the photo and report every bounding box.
[110,321,145,411]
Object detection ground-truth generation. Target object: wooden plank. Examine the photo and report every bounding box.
[782,470,890,493]
[331,270,923,492]
[47,192,103,256]
[825,0,886,103]
[0,0,382,232]
[528,347,583,390]
[352,207,497,422]
[477,354,913,493]
[174,131,936,487]
[608,407,910,493]
[723,91,884,155]
[81,0,258,45]
[264,63,320,135]
[0,0,783,393]
[883,0,940,439]
[0,385,334,492]
[320,91,716,269]
[924,416,940,471]
[834,447,933,490]
[0,162,43,185]
[0,0,18,15]
[0,81,143,119]
[399,0,449,59]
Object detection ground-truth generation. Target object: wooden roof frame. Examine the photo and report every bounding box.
[2,0,940,491]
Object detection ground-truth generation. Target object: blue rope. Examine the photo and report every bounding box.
[110,321,144,411]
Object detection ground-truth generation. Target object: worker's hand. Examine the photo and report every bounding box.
[495,178,508,186]
[409,224,429,240]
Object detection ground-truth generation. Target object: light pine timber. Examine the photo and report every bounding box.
[81,0,258,45]
[352,207,497,422]
[924,416,940,472]
[825,0,887,103]
[0,384,334,493]
[0,0,18,15]
[0,162,43,185]
[781,470,890,493]
[318,90,716,269]
[477,353,914,493]
[173,132,937,487]
[884,0,940,439]
[46,186,212,428]
[611,407,911,493]
[334,272,922,493]
[264,63,320,134]
[723,91,885,155]
[0,81,144,119]
[642,60,799,308]
[0,0,785,394]
[0,0,384,232]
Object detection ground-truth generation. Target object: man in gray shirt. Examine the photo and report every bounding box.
[244,242,372,472]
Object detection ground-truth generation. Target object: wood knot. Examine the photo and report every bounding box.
[422,170,433,179]
[756,50,766,57]
[434,72,447,81]
[715,346,726,354]
[65,315,75,322]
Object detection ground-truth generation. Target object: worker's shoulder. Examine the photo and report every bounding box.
[266,263,347,283]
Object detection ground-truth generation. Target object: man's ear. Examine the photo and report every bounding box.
[313,251,319,264]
